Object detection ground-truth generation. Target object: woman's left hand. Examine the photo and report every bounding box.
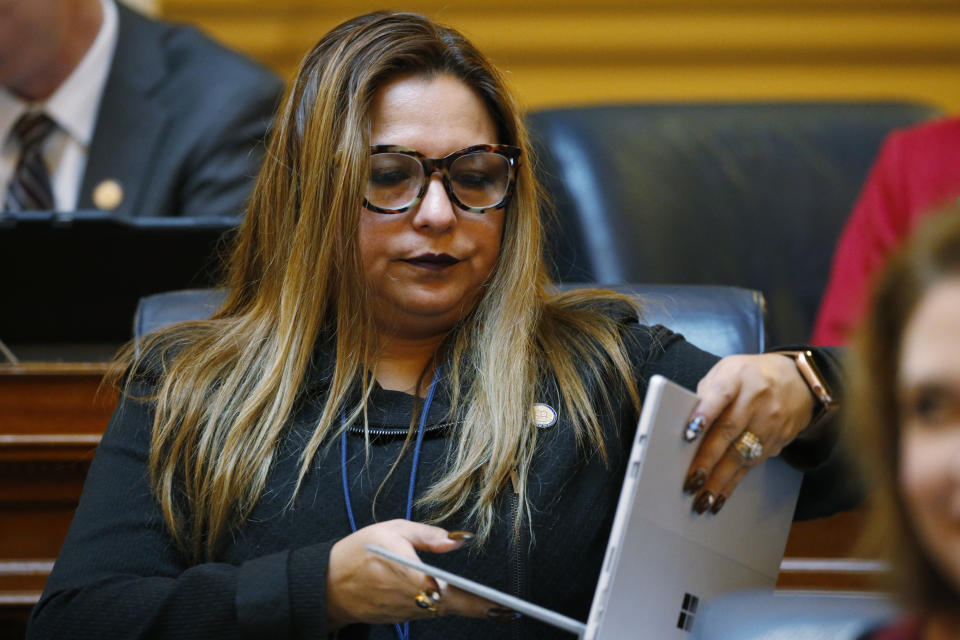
[683,353,815,515]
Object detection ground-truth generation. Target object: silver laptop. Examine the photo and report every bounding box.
[368,374,802,638]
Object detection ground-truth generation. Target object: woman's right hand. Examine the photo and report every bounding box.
[326,519,502,630]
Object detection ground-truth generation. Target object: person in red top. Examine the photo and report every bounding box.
[811,116,960,345]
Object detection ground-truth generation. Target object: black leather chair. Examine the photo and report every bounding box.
[134,288,226,342]
[528,101,942,344]
[134,284,765,357]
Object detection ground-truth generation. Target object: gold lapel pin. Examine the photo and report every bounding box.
[532,403,558,428]
[92,179,123,210]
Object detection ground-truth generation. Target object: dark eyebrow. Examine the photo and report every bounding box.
[897,378,960,404]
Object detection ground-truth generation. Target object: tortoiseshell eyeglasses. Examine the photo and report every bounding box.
[363,144,521,214]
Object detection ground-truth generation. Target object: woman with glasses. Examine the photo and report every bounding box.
[30,11,850,639]
[850,209,960,640]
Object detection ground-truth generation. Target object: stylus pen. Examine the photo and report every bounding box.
[365,544,588,636]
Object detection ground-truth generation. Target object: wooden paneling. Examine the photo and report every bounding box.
[0,363,113,436]
[161,0,960,112]
[779,507,888,591]
[0,364,112,633]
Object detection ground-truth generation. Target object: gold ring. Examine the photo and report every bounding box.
[733,430,763,464]
[414,589,441,616]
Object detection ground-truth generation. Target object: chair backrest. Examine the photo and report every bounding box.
[528,101,942,344]
[557,283,765,356]
[133,288,227,355]
[134,284,765,357]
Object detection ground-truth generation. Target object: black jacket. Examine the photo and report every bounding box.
[28,318,850,639]
[77,4,283,219]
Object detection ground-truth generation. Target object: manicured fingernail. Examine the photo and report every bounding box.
[486,607,521,621]
[710,495,726,514]
[684,415,706,442]
[693,491,715,515]
[448,530,475,541]
[683,469,706,494]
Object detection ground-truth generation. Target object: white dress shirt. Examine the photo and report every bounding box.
[0,0,118,211]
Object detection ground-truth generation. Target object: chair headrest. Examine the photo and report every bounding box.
[558,283,765,356]
[134,284,765,358]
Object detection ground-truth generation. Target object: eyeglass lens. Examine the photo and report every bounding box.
[366,152,510,211]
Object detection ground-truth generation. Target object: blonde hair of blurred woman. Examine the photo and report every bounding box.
[112,11,641,561]
[850,206,960,616]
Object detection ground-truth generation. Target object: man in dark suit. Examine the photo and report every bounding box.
[0,0,284,219]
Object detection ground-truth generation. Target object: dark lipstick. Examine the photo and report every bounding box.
[403,253,460,270]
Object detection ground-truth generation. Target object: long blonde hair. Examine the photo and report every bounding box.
[113,11,641,561]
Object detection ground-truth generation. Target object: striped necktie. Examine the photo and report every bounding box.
[4,112,56,211]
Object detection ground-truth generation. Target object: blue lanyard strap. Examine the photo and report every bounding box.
[339,370,440,640]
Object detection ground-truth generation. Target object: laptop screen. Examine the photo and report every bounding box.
[1,211,235,359]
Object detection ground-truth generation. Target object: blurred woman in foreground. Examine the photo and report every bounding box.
[853,208,960,640]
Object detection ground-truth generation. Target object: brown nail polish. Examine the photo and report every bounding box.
[693,491,715,514]
[710,495,726,514]
[683,469,706,494]
[448,530,475,541]
[486,607,521,621]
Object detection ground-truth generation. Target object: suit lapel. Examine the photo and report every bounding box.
[79,4,169,216]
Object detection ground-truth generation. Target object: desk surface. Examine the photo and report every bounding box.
[2,344,121,364]
[0,362,111,375]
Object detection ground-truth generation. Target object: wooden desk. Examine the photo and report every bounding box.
[0,363,886,634]
[0,363,113,637]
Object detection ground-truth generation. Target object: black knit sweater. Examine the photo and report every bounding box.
[28,316,852,639]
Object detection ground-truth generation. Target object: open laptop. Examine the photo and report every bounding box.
[0,210,235,360]
[368,374,802,638]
